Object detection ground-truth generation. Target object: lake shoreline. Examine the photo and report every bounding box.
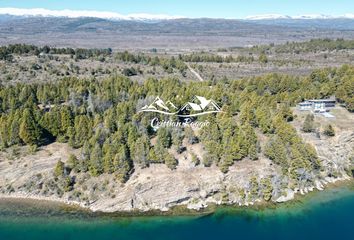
[0,177,352,218]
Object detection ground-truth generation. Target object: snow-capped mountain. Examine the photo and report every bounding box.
[0,8,184,21]
[245,13,354,20]
[1,8,353,21]
[244,14,291,20]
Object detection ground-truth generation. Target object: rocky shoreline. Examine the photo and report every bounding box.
[0,175,352,215]
[0,108,352,215]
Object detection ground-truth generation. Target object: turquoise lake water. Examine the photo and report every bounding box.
[0,183,353,240]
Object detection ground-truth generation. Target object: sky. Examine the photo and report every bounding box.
[0,0,353,19]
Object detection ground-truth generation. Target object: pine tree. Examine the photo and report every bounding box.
[78,141,90,172]
[19,108,42,146]
[273,116,298,144]
[242,123,259,160]
[60,106,73,137]
[239,102,257,126]
[132,136,150,168]
[260,177,273,201]
[172,128,184,153]
[89,143,104,176]
[259,53,268,64]
[219,125,236,172]
[9,112,21,145]
[102,140,115,173]
[113,145,133,182]
[302,114,315,133]
[73,115,92,147]
[289,144,310,181]
[67,126,76,147]
[165,152,178,170]
[202,152,216,167]
[62,176,74,192]
[67,154,78,171]
[148,147,158,163]
[323,124,335,136]
[157,127,172,148]
[219,154,234,173]
[264,136,288,171]
[249,176,259,200]
[0,115,8,148]
[184,127,198,144]
[255,106,274,133]
[103,108,117,133]
[54,160,65,178]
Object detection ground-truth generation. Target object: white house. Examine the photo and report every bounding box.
[298,98,336,112]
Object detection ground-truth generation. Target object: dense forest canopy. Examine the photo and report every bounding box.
[251,38,354,54]
[0,61,353,187]
[0,44,112,61]
[0,42,353,194]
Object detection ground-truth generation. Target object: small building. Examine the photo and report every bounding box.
[298,101,312,111]
[298,98,336,112]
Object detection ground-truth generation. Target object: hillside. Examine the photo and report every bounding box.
[1,16,354,49]
[0,46,353,211]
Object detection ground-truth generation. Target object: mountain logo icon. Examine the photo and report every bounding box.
[139,96,222,117]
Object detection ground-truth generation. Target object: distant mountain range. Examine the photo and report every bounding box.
[1,8,354,49]
[0,8,184,21]
[0,8,353,21]
[244,14,354,20]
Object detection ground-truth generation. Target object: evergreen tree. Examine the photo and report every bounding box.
[202,152,216,167]
[184,127,198,144]
[302,114,315,133]
[249,176,259,200]
[260,177,273,201]
[54,160,65,178]
[172,128,184,153]
[255,106,274,133]
[264,136,288,171]
[67,154,79,171]
[323,124,335,136]
[60,106,73,138]
[78,141,90,172]
[73,115,92,147]
[239,102,257,126]
[102,139,115,173]
[259,53,268,64]
[9,113,21,145]
[113,145,133,182]
[242,123,259,160]
[132,136,150,168]
[0,115,8,148]
[157,127,172,149]
[19,108,42,146]
[88,143,104,176]
[165,152,178,170]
